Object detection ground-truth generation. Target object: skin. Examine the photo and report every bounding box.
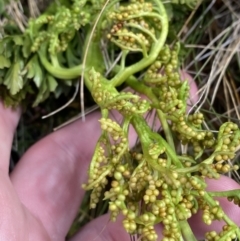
[0,74,240,241]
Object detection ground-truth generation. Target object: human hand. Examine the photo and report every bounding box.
[1,73,240,241]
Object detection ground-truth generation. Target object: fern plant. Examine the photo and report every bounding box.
[1,0,240,240]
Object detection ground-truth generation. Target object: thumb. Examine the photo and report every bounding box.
[0,102,21,172]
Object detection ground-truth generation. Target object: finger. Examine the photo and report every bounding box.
[0,102,21,172]
[10,110,139,240]
[0,172,53,241]
[69,214,131,241]
[189,175,240,240]
[10,111,103,240]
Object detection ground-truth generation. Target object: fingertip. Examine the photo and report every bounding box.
[0,102,21,172]
[0,102,21,131]
[11,110,103,240]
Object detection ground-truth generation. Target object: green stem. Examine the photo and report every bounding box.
[158,132,183,168]
[110,39,142,53]
[131,115,183,168]
[204,192,240,228]
[125,22,157,42]
[101,109,108,119]
[156,109,175,150]
[124,74,175,150]
[38,50,95,91]
[110,0,168,87]
[85,166,112,190]
[114,32,148,57]
[208,190,240,199]
[38,19,106,92]
[179,220,198,241]
[177,149,226,174]
[38,50,82,79]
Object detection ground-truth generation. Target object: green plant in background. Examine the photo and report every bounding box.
[1,0,240,240]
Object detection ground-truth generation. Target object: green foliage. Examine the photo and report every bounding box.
[0,0,201,107]
[0,0,106,106]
